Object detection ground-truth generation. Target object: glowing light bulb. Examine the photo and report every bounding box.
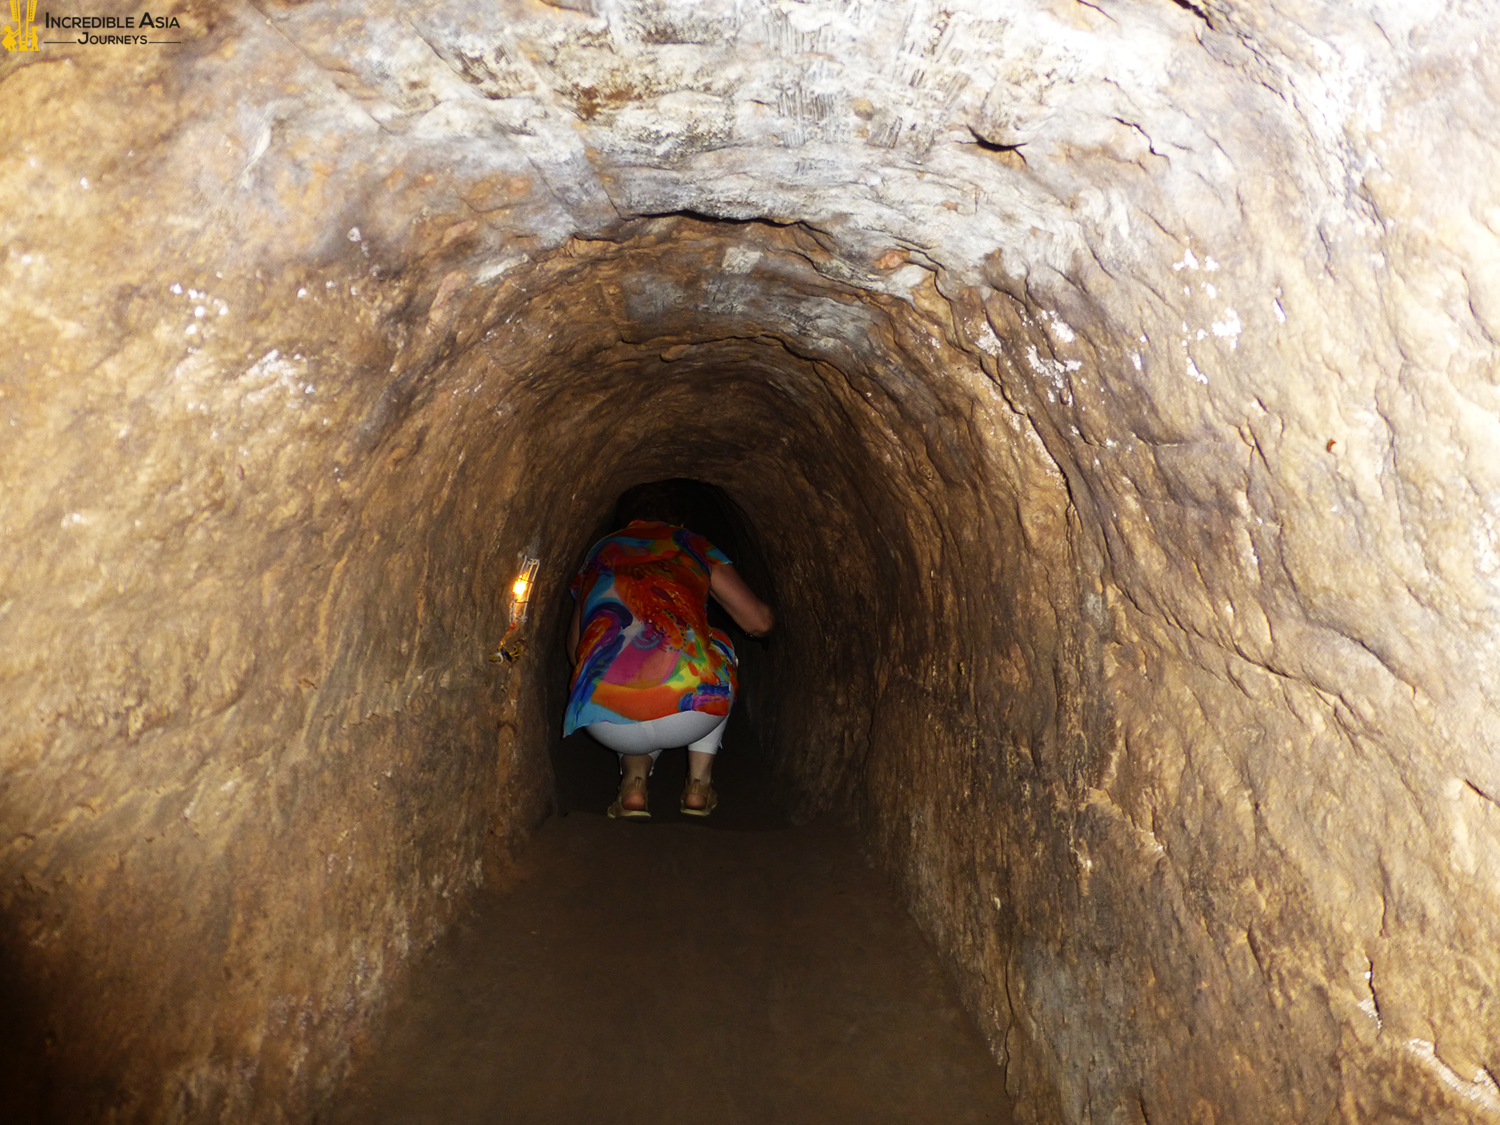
[507,555,540,627]
[492,550,542,663]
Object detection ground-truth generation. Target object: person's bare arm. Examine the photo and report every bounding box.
[709,564,774,637]
[566,600,581,665]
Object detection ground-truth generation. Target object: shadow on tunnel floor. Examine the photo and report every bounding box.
[0,938,46,1122]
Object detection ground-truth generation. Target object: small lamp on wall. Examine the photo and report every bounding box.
[489,554,540,664]
[508,555,540,626]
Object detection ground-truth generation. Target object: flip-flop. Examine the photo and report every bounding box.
[680,779,718,818]
[607,775,651,820]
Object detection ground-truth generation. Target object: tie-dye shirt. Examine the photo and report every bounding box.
[564,521,739,735]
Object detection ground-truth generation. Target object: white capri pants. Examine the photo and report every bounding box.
[585,709,729,761]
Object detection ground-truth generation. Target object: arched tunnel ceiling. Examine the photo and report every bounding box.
[3,1,1500,1123]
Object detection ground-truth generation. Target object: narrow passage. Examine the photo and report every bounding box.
[328,737,1014,1124]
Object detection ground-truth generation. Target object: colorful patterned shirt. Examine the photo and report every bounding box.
[564,521,739,735]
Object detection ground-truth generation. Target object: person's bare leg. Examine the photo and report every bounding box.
[619,753,651,812]
[684,750,715,809]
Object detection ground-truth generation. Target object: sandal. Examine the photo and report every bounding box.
[680,778,718,818]
[607,775,651,821]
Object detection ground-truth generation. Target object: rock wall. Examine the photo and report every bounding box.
[2,0,1498,1121]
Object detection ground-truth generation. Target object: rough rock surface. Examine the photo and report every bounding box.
[2,0,1499,1121]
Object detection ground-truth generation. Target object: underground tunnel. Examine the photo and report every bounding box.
[3,0,1500,1121]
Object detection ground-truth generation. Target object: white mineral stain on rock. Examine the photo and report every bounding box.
[477,256,526,284]
[722,246,762,273]
[1211,308,1242,346]
[973,323,1003,356]
[1405,1039,1500,1115]
[1043,310,1076,343]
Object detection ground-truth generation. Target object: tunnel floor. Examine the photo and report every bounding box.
[324,733,1014,1124]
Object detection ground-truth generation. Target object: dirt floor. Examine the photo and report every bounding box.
[326,731,1015,1124]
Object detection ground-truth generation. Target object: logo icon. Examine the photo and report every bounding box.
[3,0,39,51]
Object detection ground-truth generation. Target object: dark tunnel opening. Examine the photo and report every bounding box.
[465,214,1069,834]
